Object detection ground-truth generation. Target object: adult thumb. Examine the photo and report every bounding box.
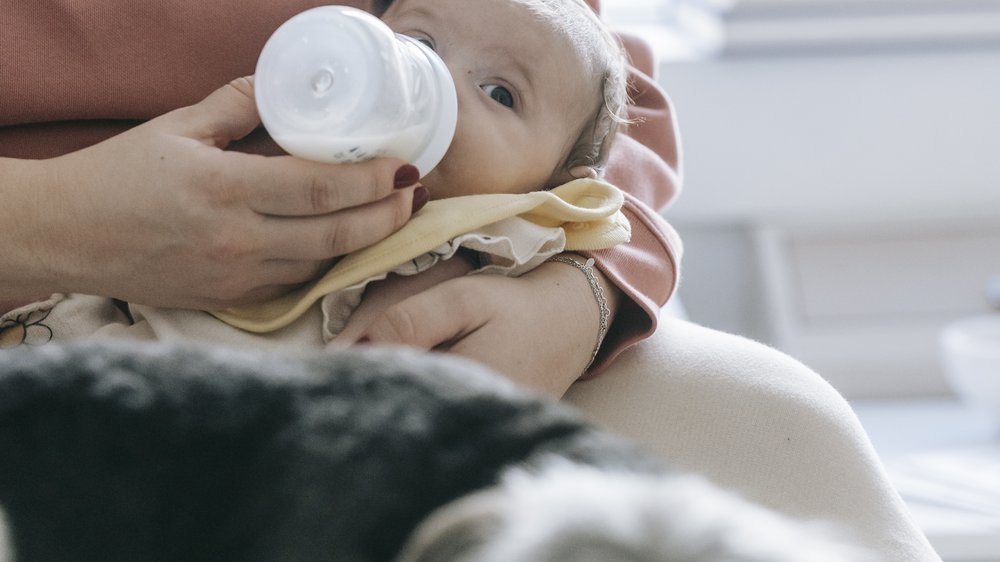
[171,76,262,148]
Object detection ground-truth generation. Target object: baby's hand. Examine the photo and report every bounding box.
[336,255,620,398]
[332,254,475,344]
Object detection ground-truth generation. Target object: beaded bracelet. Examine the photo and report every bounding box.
[545,256,610,373]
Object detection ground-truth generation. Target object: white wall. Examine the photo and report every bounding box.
[658,47,1000,396]
[663,49,1000,224]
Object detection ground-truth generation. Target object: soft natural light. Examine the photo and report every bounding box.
[604,0,1000,59]
[601,0,729,59]
[643,2,1000,558]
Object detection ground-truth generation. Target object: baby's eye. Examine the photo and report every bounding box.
[481,84,515,109]
[414,37,435,50]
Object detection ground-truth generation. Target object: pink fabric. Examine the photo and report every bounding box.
[583,26,685,375]
[0,0,372,128]
[0,0,683,376]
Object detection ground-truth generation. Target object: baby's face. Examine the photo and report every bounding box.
[382,0,599,199]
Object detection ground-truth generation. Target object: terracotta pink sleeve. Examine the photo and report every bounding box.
[0,0,373,132]
[580,3,685,376]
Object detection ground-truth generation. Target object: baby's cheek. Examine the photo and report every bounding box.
[422,160,478,199]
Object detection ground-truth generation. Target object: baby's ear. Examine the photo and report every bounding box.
[568,166,598,180]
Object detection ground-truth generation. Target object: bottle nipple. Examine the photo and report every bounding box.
[311,68,335,96]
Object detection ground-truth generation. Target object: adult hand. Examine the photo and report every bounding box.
[334,258,620,398]
[4,77,425,310]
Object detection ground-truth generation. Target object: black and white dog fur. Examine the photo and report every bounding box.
[0,342,867,561]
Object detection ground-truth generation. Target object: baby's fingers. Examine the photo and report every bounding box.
[360,281,488,350]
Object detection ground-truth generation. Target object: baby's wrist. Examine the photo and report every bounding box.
[544,254,619,372]
[551,253,621,316]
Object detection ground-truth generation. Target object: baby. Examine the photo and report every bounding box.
[0,0,631,360]
[381,0,628,198]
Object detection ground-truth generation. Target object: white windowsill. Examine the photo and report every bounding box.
[723,6,1000,56]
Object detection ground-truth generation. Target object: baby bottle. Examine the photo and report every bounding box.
[254,6,457,175]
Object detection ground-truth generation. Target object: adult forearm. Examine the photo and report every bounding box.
[1,157,66,311]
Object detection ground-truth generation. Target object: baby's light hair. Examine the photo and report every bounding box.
[514,0,630,177]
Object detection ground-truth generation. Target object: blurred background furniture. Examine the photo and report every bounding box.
[603,1,1000,559]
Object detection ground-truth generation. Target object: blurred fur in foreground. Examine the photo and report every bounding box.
[0,342,868,561]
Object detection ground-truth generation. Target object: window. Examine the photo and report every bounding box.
[604,0,1000,58]
[602,0,730,59]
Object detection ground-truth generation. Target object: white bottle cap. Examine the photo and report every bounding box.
[395,35,458,175]
[255,6,457,176]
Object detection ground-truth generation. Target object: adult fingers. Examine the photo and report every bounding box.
[258,186,426,260]
[259,257,332,286]
[166,76,262,147]
[162,77,424,217]
[234,153,419,216]
[195,282,298,310]
[198,261,331,308]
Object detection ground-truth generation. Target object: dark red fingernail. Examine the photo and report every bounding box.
[411,186,429,214]
[394,164,420,189]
